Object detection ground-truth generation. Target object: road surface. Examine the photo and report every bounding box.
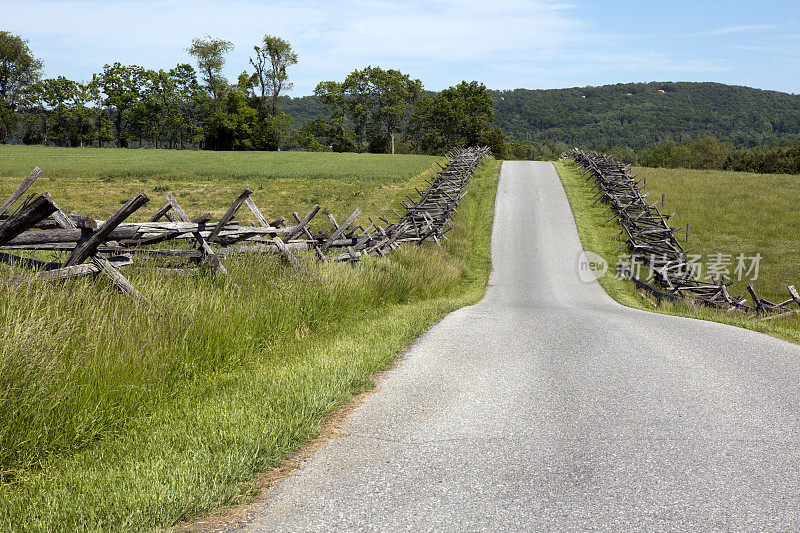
[237,161,800,531]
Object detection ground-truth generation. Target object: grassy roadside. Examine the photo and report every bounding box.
[554,160,800,345]
[0,157,500,532]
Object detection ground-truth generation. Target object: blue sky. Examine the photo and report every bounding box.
[3,0,799,95]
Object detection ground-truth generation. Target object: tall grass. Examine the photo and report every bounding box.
[0,249,461,476]
[0,158,501,532]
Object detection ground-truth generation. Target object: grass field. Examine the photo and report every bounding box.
[555,160,800,345]
[0,146,440,228]
[631,166,800,305]
[0,146,501,532]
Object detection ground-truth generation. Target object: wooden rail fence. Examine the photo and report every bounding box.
[565,149,800,317]
[0,146,491,303]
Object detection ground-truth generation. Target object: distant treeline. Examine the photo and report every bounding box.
[503,136,800,174]
[636,136,800,174]
[0,31,502,155]
[3,29,799,168]
[291,80,800,173]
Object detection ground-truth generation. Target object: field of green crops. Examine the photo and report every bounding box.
[0,146,440,229]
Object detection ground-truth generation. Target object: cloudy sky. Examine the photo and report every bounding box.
[3,0,799,95]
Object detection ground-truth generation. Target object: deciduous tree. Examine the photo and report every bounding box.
[187,36,233,103]
[341,68,373,153]
[0,31,42,143]
[250,35,297,116]
[87,75,114,147]
[317,66,422,154]
[97,63,146,147]
[38,76,81,147]
[410,81,495,153]
[313,81,351,151]
[365,66,421,154]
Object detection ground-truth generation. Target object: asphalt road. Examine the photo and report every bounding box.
[238,161,800,531]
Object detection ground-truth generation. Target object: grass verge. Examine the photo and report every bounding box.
[0,156,500,532]
[554,160,800,345]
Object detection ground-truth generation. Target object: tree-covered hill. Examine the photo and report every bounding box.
[277,95,326,126]
[489,82,800,149]
[279,82,800,149]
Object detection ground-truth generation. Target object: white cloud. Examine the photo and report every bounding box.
[582,50,730,73]
[702,24,777,36]
[732,45,782,52]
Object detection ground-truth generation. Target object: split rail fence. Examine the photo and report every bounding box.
[565,149,800,318]
[0,146,490,303]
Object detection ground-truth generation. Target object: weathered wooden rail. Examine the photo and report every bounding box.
[0,146,490,302]
[565,148,800,317]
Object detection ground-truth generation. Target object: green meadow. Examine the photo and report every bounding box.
[631,166,800,305]
[0,145,441,228]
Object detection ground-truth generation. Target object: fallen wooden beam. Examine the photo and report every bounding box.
[22,255,134,281]
[0,251,59,270]
[48,197,147,303]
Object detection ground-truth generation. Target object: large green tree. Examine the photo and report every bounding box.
[313,80,351,151]
[166,64,207,148]
[129,64,205,148]
[68,81,95,147]
[187,36,236,150]
[187,36,233,103]
[37,76,82,147]
[410,81,494,153]
[87,75,114,147]
[341,68,373,153]
[249,35,297,116]
[316,66,422,154]
[97,63,146,147]
[365,66,421,154]
[0,31,42,143]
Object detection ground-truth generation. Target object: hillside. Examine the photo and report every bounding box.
[279,82,800,149]
[278,94,327,126]
[490,82,800,149]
